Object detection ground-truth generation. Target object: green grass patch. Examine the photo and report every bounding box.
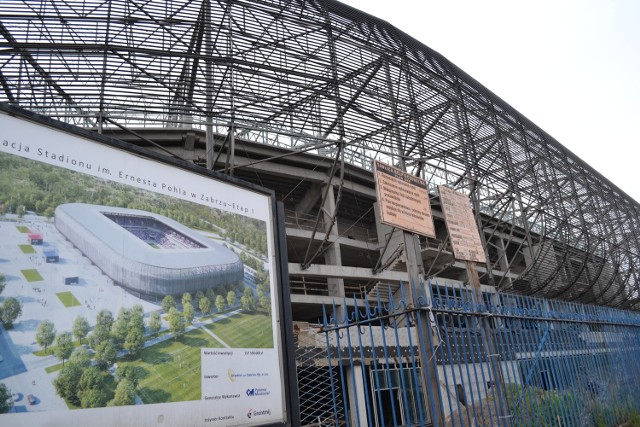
[33,348,54,357]
[21,269,43,282]
[121,328,222,404]
[205,312,273,348]
[56,291,81,307]
[16,226,30,233]
[45,363,63,374]
[18,244,36,254]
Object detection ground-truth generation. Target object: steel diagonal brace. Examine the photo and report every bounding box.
[0,22,76,107]
[300,142,345,270]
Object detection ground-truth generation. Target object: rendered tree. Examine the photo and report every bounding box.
[94,340,117,369]
[129,307,145,336]
[124,328,144,357]
[69,347,92,368]
[44,206,55,220]
[111,307,131,345]
[215,295,226,313]
[72,315,90,344]
[90,309,114,350]
[181,292,192,307]
[109,379,136,407]
[0,383,12,414]
[35,319,56,353]
[148,311,161,336]
[95,309,114,330]
[0,297,22,327]
[183,301,195,325]
[260,294,271,316]
[55,332,74,366]
[167,307,185,340]
[89,322,111,351]
[205,288,216,305]
[54,362,83,406]
[227,290,237,308]
[241,288,256,312]
[194,290,205,304]
[115,365,139,389]
[78,366,104,393]
[131,305,144,321]
[162,295,175,313]
[78,367,111,409]
[80,388,111,409]
[199,296,211,316]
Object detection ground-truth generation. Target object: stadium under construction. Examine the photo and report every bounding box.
[1,1,640,426]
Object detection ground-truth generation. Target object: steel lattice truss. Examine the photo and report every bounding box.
[1,0,639,308]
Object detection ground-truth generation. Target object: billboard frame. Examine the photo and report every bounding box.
[0,102,299,426]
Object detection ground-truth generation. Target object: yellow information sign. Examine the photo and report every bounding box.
[373,160,435,238]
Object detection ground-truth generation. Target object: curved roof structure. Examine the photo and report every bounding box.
[0,0,639,309]
[57,203,237,268]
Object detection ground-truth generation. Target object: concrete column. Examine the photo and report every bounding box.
[346,364,368,427]
[495,237,513,288]
[322,184,346,320]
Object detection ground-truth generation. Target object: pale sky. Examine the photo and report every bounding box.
[339,0,640,203]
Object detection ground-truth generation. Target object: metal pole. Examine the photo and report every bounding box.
[465,261,510,426]
[403,231,445,426]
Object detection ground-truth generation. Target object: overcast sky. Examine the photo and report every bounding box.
[339,0,640,203]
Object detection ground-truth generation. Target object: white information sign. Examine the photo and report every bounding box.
[438,185,487,264]
[0,111,286,426]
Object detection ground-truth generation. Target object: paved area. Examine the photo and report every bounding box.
[0,215,158,412]
[0,213,262,414]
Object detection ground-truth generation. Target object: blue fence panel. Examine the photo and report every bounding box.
[295,279,640,426]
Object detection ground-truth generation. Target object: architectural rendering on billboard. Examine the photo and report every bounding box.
[0,111,287,426]
[438,185,487,264]
[373,160,436,238]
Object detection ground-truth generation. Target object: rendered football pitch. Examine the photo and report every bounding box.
[122,312,272,404]
[205,312,273,348]
[56,291,81,307]
[21,268,43,282]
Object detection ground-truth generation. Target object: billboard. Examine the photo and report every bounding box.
[438,185,487,264]
[373,160,435,238]
[0,108,289,426]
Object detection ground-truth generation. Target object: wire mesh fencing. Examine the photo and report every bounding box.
[295,280,640,426]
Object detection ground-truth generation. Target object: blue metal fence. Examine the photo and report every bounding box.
[301,279,640,426]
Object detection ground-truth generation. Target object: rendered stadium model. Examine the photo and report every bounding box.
[54,203,244,300]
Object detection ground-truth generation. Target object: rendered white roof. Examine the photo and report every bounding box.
[56,203,239,269]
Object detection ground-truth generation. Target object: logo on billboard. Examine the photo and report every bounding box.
[247,409,272,419]
[246,387,271,397]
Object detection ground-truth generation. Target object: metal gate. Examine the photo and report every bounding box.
[295,280,640,426]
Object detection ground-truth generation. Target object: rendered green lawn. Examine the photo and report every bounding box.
[56,291,81,307]
[45,363,63,374]
[16,226,30,233]
[21,269,43,282]
[205,312,273,348]
[18,244,36,254]
[123,328,223,404]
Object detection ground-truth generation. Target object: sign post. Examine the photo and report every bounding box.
[438,185,509,424]
[373,160,443,426]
